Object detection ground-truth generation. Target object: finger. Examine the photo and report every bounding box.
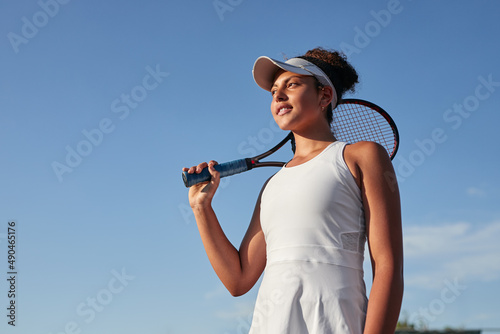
[196,162,209,173]
[183,164,203,174]
[208,160,220,173]
[187,166,198,174]
[208,160,219,166]
[184,162,208,174]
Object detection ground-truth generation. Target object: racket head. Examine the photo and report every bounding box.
[332,99,399,159]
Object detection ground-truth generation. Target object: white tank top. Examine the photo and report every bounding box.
[252,141,368,333]
[260,140,366,271]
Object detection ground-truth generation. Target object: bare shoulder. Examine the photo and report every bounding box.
[343,141,393,186]
[344,141,390,165]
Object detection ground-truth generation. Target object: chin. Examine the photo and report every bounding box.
[276,124,292,131]
[273,119,292,131]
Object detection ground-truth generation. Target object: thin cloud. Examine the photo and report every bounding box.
[403,221,500,289]
[214,300,255,320]
[466,187,487,198]
[204,285,228,300]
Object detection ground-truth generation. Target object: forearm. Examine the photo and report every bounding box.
[193,205,244,295]
[363,266,404,334]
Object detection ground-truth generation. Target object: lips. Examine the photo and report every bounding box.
[276,104,292,116]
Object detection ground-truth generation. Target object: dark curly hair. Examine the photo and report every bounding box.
[297,47,359,124]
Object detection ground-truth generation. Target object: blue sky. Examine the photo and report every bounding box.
[1,0,499,333]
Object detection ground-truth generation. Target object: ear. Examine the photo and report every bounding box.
[320,86,334,108]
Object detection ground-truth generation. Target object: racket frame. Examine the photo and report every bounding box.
[334,99,400,160]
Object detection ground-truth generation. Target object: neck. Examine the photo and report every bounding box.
[292,123,336,157]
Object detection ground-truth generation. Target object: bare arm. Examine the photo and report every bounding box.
[345,142,404,334]
[184,161,267,296]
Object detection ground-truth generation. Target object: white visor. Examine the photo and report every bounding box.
[252,56,338,108]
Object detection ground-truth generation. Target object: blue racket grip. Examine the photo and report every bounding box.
[182,158,251,187]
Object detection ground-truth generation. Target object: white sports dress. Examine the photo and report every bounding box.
[249,141,368,334]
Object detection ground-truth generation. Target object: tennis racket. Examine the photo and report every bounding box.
[182,99,399,187]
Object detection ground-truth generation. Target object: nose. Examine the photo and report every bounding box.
[274,86,287,102]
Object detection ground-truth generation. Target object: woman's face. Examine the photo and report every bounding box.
[270,70,326,132]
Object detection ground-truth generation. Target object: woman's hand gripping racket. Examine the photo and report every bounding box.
[182,99,399,187]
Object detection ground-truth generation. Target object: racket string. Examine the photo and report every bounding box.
[333,103,396,157]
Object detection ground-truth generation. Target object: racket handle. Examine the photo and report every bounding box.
[182,158,252,187]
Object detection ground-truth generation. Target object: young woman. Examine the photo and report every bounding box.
[183,48,403,334]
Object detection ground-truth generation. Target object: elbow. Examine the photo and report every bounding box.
[374,261,404,289]
[392,264,405,298]
[391,262,404,289]
[230,290,245,297]
[397,262,404,288]
[228,285,249,297]
[226,281,251,297]
[396,271,404,295]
